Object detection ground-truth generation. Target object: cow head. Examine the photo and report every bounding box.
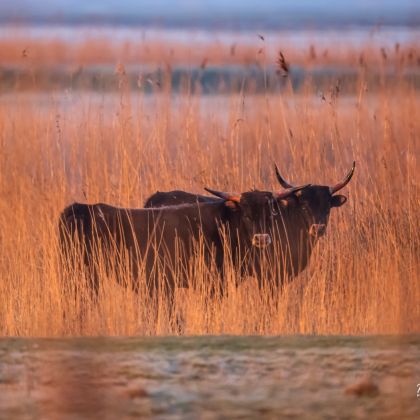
[274,162,355,239]
[204,185,309,249]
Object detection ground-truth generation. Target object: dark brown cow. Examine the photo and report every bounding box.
[271,161,356,278]
[59,186,306,298]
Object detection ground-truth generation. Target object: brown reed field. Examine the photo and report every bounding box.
[0,35,418,337]
[0,34,416,68]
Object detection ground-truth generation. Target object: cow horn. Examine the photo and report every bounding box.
[204,187,240,202]
[329,161,356,194]
[275,184,311,199]
[274,163,295,189]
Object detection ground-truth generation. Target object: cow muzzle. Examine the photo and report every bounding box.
[309,224,327,238]
[252,233,272,248]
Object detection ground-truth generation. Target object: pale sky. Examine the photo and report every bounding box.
[1,0,418,28]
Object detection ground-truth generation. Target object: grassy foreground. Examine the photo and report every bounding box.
[0,38,418,336]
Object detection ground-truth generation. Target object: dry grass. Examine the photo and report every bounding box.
[0,31,418,68]
[0,36,418,337]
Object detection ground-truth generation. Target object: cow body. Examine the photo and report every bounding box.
[144,190,219,208]
[59,200,235,297]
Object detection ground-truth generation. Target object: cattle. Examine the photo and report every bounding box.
[59,186,306,299]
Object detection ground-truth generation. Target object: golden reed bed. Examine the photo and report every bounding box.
[0,32,417,68]
[0,36,418,336]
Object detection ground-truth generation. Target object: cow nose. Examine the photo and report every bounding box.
[252,233,272,248]
[309,224,327,237]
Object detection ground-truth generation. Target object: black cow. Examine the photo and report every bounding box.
[59,186,305,299]
[270,162,356,278]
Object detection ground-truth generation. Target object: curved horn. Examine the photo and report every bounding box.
[204,187,240,202]
[274,163,295,189]
[275,184,311,199]
[329,161,356,194]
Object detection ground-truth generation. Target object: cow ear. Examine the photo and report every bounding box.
[225,200,239,210]
[331,195,347,207]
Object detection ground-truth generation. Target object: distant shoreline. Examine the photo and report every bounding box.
[1,65,418,94]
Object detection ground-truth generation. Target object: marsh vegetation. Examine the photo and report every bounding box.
[0,31,418,336]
